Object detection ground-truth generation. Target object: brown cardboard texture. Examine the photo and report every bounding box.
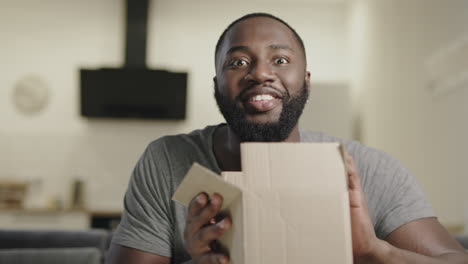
[172,143,352,264]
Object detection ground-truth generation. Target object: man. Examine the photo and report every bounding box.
[107,13,467,263]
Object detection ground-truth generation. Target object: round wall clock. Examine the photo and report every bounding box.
[13,75,50,114]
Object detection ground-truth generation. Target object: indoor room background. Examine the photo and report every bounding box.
[0,0,467,234]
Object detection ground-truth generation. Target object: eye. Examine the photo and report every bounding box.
[274,57,289,64]
[228,59,249,67]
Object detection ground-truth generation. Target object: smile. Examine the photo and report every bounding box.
[248,94,276,102]
[243,93,281,113]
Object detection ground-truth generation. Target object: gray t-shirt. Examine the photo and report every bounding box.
[112,124,435,263]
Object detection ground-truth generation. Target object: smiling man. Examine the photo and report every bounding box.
[213,15,309,144]
[107,13,468,264]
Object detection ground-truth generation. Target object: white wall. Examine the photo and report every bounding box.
[350,0,468,228]
[0,0,349,211]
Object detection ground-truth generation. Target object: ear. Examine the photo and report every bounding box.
[213,76,218,90]
[305,71,311,93]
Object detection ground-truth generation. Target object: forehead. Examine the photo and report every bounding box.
[221,17,302,55]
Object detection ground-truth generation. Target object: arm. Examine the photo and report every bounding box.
[107,192,231,264]
[106,244,171,264]
[365,218,468,264]
[345,154,468,263]
[108,143,181,263]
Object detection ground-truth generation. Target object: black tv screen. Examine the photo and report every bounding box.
[80,68,187,120]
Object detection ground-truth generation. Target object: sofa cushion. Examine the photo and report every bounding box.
[455,235,468,249]
[0,247,101,264]
[0,229,109,251]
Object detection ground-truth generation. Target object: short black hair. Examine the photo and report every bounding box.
[214,13,306,65]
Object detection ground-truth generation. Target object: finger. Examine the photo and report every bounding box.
[197,253,229,264]
[344,152,355,176]
[185,218,231,257]
[348,156,357,175]
[344,154,361,189]
[210,239,230,256]
[197,218,232,246]
[185,240,211,258]
[188,192,209,218]
[344,152,355,170]
[191,193,224,231]
[348,172,360,190]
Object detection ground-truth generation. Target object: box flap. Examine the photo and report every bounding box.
[240,143,347,193]
[172,163,242,210]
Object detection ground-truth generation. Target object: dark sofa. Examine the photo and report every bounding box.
[0,229,112,264]
[456,235,468,250]
[0,228,465,264]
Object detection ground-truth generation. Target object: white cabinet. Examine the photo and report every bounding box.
[0,210,89,230]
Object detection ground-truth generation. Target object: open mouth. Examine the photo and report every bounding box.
[243,93,282,113]
[248,94,278,102]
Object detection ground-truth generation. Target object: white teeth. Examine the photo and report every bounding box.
[250,94,275,102]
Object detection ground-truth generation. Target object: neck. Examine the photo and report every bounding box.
[213,124,301,171]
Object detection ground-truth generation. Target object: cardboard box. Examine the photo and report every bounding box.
[173,143,352,264]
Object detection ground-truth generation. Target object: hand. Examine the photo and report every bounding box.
[345,153,385,262]
[184,192,232,264]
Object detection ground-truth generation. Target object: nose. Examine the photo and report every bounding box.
[245,61,276,83]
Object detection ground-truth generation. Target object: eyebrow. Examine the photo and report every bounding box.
[226,45,249,55]
[225,44,294,55]
[269,44,293,51]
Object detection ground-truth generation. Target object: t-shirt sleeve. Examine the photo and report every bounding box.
[111,141,175,257]
[360,147,436,240]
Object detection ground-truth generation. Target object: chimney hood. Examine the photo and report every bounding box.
[80,0,187,120]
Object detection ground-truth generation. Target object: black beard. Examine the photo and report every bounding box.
[214,83,309,142]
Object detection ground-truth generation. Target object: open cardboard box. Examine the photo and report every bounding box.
[173,143,353,264]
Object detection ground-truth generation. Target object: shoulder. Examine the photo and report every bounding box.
[300,130,416,203]
[139,124,221,184]
[300,130,402,173]
[144,125,218,163]
[147,125,217,152]
[301,130,435,237]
